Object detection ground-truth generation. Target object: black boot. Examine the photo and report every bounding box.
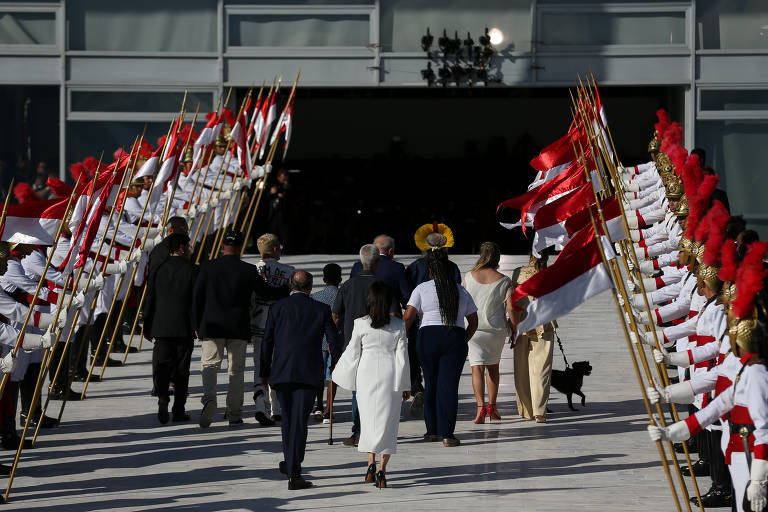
[690,485,733,508]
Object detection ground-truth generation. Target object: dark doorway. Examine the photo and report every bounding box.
[238,85,683,255]
[0,85,59,201]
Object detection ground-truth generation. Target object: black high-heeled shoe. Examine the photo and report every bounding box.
[364,463,376,483]
[374,470,387,489]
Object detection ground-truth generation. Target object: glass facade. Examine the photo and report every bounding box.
[228,13,370,47]
[540,12,686,47]
[696,0,768,50]
[0,12,55,45]
[71,91,214,114]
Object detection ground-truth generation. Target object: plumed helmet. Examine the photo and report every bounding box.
[648,134,661,153]
[674,195,689,217]
[698,263,722,293]
[665,175,683,199]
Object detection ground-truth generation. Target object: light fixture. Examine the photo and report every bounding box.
[488,28,504,46]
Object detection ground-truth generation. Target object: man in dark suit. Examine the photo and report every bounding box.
[147,216,189,278]
[193,230,284,428]
[350,234,411,308]
[261,270,342,490]
[143,233,198,424]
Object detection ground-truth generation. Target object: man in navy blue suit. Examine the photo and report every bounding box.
[260,270,342,490]
[349,234,411,308]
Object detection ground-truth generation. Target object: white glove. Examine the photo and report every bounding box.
[647,420,690,443]
[37,312,54,330]
[626,214,639,229]
[614,242,622,255]
[646,386,661,404]
[626,279,638,293]
[747,459,768,512]
[625,182,640,192]
[253,165,266,179]
[629,332,642,345]
[630,293,653,311]
[617,294,625,307]
[642,277,659,292]
[129,249,142,263]
[143,238,157,252]
[639,260,656,274]
[264,163,273,175]
[0,352,16,374]
[655,348,691,368]
[118,259,129,274]
[198,202,208,214]
[41,328,53,349]
[188,205,197,218]
[147,227,161,238]
[153,232,163,247]
[23,332,43,351]
[55,309,67,330]
[209,198,220,208]
[634,310,652,326]
[627,259,635,272]
[653,348,665,364]
[91,272,105,291]
[221,189,232,200]
[630,229,642,242]
[70,291,85,309]
[233,178,243,191]
[641,329,666,346]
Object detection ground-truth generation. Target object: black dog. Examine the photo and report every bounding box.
[550,361,592,411]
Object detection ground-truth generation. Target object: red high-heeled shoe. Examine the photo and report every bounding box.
[473,404,487,424]
[487,403,501,422]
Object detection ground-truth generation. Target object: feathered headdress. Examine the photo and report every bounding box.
[687,174,719,241]
[82,156,100,176]
[414,222,454,252]
[13,182,38,204]
[668,145,688,176]
[732,241,768,319]
[47,177,72,198]
[703,200,729,266]
[654,109,671,141]
[660,122,683,155]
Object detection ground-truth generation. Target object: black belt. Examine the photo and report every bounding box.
[730,423,756,435]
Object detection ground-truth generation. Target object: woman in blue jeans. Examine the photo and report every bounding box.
[403,249,478,447]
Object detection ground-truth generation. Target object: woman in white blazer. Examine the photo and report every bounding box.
[332,281,410,489]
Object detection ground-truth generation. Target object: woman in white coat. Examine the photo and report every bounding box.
[332,281,410,489]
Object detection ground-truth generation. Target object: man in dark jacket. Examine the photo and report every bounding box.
[193,230,283,428]
[147,216,189,278]
[261,270,342,490]
[143,233,198,424]
[349,234,411,308]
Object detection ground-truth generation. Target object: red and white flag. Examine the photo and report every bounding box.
[192,111,219,171]
[148,120,180,215]
[269,96,294,160]
[564,194,626,242]
[258,90,278,159]
[229,97,253,178]
[0,197,66,246]
[512,224,615,337]
[532,182,595,253]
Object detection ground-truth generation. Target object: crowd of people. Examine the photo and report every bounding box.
[135,220,560,490]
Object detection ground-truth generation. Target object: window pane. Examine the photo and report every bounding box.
[697,0,768,50]
[67,121,169,170]
[229,14,369,47]
[696,120,768,239]
[700,90,768,112]
[0,12,55,45]
[71,91,213,113]
[540,12,686,46]
[67,0,216,52]
[380,0,532,53]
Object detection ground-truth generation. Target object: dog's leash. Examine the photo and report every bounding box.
[555,331,570,369]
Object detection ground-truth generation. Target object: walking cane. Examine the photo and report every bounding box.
[328,379,334,445]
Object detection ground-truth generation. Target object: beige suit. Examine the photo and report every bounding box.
[511,265,556,418]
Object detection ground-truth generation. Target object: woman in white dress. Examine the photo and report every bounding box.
[332,281,410,489]
[463,242,514,424]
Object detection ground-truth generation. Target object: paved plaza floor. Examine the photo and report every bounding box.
[4,254,693,511]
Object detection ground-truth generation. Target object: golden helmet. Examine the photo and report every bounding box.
[698,263,722,292]
[181,146,193,164]
[677,236,691,253]
[648,135,661,153]
[720,281,737,306]
[656,152,671,171]
[215,124,232,146]
[674,195,689,217]
[694,241,706,264]
[730,316,760,354]
[665,175,683,199]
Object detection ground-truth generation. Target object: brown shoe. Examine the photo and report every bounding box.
[535,415,546,423]
[343,435,359,447]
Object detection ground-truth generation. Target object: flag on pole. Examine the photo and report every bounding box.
[72,171,117,269]
[531,181,595,253]
[269,96,294,160]
[0,198,65,245]
[229,96,253,178]
[512,224,615,337]
[259,90,277,159]
[148,120,180,215]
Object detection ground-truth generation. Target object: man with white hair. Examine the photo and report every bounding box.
[350,234,411,309]
[333,244,400,447]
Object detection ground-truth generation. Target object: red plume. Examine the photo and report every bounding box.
[205,111,217,123]
[139,140,154,159]
[69,162,87,183]
[703,200,729,266]
[654,109,671,142]
[156,134,168,150]
[732,241,768,319]
[113,147,126,161]
[661,122,682,154]
[695,206,712,243]
[47,177,72,198]
[178,123,198,146]
[719,239,738,282]
[82,156,99,177]
[222,108,236,128]
[688,174,719,241]
[13,182,38,204]
[668,145,688,176]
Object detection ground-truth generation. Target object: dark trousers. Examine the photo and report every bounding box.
[152,337,193,413]
[351,391,360,435]
[21,362,42,420]
[48,340,68,390]
[416,325,468,438]
[407,324,424,394]
[710,429,731,491]
[275,384,316,478]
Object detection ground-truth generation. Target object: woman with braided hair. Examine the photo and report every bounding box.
[404,249,478,447]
